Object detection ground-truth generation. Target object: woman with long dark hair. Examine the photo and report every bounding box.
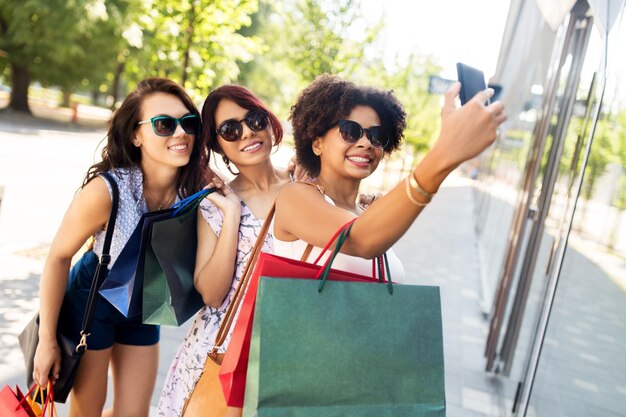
[33,78,209,417]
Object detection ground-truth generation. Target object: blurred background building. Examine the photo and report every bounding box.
[476,0,626,415]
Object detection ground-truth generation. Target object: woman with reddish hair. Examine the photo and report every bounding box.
[157,85,291,417]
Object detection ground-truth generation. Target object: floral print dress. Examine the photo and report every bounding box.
[156,196,272,417]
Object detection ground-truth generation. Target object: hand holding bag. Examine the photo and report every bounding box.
[181,205,276,417]
[98,188,213,324]
[18,172,120,403]
[141,188,215,326]
[219,217,393,407]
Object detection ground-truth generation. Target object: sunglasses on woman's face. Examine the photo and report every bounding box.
[216,109,269,142]
[138,114,200,137]
[337,120,388,149]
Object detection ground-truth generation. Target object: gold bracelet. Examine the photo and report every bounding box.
[405,177,428,206]
[409,171,435,200]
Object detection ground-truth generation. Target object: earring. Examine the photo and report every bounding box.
[222,155,239,176]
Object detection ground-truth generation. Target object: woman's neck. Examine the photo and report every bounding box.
[140,160,179,205]
[230,160,283,193]
[229,160,290,220]
[315,173,361,212]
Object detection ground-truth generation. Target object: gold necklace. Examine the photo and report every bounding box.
[144,187,177,210]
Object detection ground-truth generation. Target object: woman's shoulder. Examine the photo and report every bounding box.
[278,181,323,199]
[276,182,326,215]
[72,175,112,224]
[107,166,141,183]
[96,166,143,203]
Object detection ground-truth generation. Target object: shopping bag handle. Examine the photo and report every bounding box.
[210,204,276,352]
[309,218,357,265]
[302,182,391,286]
[317,222,394,295]
[19,382,56,416]
[171,187,216,217]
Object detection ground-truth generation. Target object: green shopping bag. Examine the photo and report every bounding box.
[141,189,213,326]
[243,274,446,416]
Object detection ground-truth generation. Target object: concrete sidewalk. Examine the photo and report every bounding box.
[0,117,502,416]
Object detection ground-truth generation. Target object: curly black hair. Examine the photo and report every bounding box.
[289,74,407,177]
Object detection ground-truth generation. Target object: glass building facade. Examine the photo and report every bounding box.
[475,0,626,415]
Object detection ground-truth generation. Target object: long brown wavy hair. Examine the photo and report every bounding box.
[83,78,210,197]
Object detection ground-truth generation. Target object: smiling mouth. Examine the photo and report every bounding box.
[169,144,188,151]
[241,142,262,152]
[346,156,371,164]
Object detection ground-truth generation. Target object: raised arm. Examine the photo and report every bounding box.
[275,84,506,258]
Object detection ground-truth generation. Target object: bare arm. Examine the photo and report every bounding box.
[194,181,241,308]
[275,84,506,258]
[34,177,111,386]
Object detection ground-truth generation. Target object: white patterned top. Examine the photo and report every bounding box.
[94,167,171,267]
[156,195,273,417]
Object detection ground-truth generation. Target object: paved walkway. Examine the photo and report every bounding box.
[0,114,502,416]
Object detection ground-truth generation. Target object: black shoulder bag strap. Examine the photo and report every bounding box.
[75,171,119,353]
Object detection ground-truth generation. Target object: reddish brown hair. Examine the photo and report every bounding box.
[201,84,283,155]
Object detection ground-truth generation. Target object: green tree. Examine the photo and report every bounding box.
[232,0,382,119]
[0,0,130,113]
[283,0,381,84]
[582,116,613,201]
[125,0,260,97]
[366,54,442,160]
[607,109,626,250]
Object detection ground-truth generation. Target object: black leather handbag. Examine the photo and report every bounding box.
[18,172,119,403]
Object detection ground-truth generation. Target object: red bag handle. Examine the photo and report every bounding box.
[211,204,275,352]
[212,209,358,351]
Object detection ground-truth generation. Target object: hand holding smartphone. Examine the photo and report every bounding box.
[456,62,488,105]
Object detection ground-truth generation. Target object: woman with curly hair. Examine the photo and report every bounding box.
[273,73,506,273]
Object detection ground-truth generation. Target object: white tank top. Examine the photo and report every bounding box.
[271,194,406,283]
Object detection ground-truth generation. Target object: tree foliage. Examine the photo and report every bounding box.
[280,0,381,85]
[0,0,135,112]
[0,0,260,111]
[0,0,449,164]
[121,0,259,97]
[366,54,443,156]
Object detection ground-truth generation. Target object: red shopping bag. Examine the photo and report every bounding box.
[218,219,390,407]
[0,385,37,417]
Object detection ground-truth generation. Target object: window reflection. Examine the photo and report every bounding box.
[527,6,626,417]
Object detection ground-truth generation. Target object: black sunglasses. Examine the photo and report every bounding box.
[216,109,269,142]
[138,114,200,137]
[338,120,388,149]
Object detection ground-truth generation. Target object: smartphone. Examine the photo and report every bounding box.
[456,62,488,105]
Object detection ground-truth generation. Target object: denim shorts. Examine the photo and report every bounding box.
[59,251,160,350]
